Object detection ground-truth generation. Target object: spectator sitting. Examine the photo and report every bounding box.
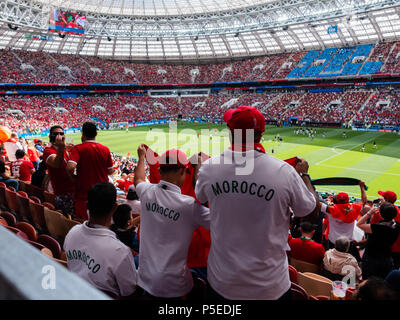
[357,202,400,280]
[10,149,35,183]
[125,185,141,217]
[63,182,138,298]
[110,204,140,254]
[353,276,398,300]
[0,159,19,190]
[322,236,362,284]
[31,161,47,188]
[288,221,325,268]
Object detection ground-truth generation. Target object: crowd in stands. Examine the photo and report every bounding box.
[0,87,399,135]
[1,109,400,301]
[0,41,400,86]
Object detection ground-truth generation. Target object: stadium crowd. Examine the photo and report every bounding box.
[1,105,400,301]
[0,41,400,85]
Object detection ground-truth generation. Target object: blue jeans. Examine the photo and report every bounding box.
[0,177,19,191]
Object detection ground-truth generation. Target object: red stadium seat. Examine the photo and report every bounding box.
[29,201,47,232]
[15,222,37,242]
[4,226,29,240]
[289,265,298,284]
[0,211,17,227]
[5,187,19,213]
[42,202,56,211]
[16,191,32,222]
[43,191,57,208]
[29,196,41,204]
[0,217,8,226]
[0,182,7,208]
[37,234,62,259]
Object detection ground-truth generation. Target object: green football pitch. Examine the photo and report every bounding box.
[65,123,400,204]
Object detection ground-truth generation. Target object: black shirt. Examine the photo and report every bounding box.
[365,222,400,258]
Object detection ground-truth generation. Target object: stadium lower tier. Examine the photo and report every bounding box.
[1,88,400,134]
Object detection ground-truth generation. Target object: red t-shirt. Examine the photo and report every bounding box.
[43,146,75,196]
[10,159,34,182]
[116,179,126,190]
[327,203,362,223]
[68,141,113,201]
[27,147,40,162]
[370,206,400,252]
[288,237,326,267]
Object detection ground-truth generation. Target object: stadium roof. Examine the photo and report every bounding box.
[0,0,399,61]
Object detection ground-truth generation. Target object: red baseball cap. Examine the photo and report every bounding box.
[336,192,350,204]
[223,106,265,134]
[159,149,189,168]
[378,190,397,203]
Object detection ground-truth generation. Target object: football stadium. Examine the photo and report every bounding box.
[0,0,400,305]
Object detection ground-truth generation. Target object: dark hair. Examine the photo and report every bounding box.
[300,221,315,234]
[159,166,183,174]
[126,190,139,201]
[87,183,117,218]
[15,149,25,159]
[355,277,398,300]
[380,202,398,221]
[82,122,97,139]
[50,125,64,135]
[38,161,47,172]
[112,204,132,229]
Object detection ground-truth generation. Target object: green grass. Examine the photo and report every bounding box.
[64,123,400,204]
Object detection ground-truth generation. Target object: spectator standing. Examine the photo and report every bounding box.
[288,221,325,268]
[64,183,137,298]
[357,202,400,280]
[66,122,115,220]
[10,149,35,183]
[195,106,319,300]
[4,133,22,162]
[321,182,367,261]
[134,145,210,299]
[35,139,44,156]
[43,125,75,218]
[370,190,400,269]
[27,140,40,171]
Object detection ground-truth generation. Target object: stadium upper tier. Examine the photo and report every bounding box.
[0,0,399,60]
[1,88,399,134]
[0,41,400,85]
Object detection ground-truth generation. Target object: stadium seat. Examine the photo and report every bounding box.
[29,196,41,204]
[42,202,56,211]
[25,184,44,202]
[16,191,32,222]
[43,191,57,208]
[4,225,29,240]
[26,240,54,258]
[0,211,17,226]
[44,207,80,242]
[297,272,333,297]
[37,234,62,259]
[15,222,37,242]
[289,257,320,274]
[0,217,8,226]
[290,282,309,300]
[18,180,27,193]
[288,265,298,284]
[5,187,19,213]
[29,201,47,232]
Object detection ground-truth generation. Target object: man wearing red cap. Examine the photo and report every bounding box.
[320,182,367,261]
[134,145,210,299]
[195,106,320,300]
[370,190,400,268]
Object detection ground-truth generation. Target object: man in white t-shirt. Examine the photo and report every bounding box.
[64,182,138,298]
[134,145,210,299]
[195,105,320,300]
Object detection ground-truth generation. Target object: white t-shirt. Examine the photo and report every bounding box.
[135,180,210,298]
[64,222,137,297]
[195,149,316,300]
[125,199,141,216]
[4,141,22,162]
